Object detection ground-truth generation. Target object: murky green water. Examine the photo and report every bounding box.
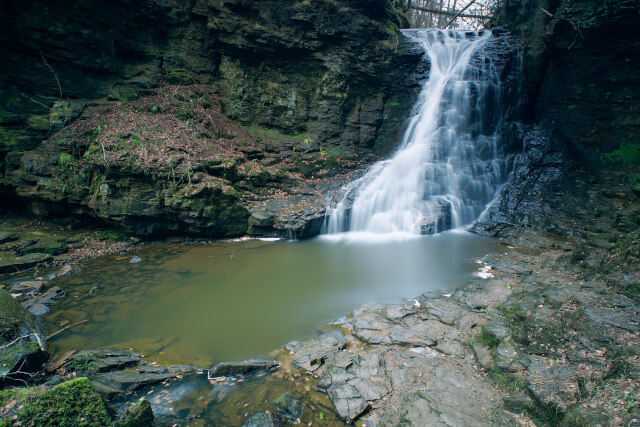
[46,231,494,367]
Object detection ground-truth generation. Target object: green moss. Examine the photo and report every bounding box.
[166,68,195,85]
[26,115,50,131]
[116,397,154,426]
[324,155,338,171]
[118,87,139,102]
[0,378,111,426]
[0,127,16,151]
[57,153,73,168]
[604,142,640,164]
[476,327,501,350]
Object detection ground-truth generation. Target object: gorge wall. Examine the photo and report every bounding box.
[0,0,423,236]
[474,0,640,235]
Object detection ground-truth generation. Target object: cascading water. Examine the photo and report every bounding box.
[325,29,513,238]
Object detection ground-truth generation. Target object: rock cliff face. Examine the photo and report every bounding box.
[475,0,640,234]
[0,0,423,236]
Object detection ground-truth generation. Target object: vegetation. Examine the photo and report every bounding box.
[0,378,111,426]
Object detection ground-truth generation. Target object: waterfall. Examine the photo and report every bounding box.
[325,29,512,238]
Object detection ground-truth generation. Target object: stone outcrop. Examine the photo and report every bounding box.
[0,0,424,237]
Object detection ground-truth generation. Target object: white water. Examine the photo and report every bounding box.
[326,29,511,239]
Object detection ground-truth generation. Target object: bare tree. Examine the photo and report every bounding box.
[405,0,501,29]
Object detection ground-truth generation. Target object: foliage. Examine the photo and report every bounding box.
[604,142,640,164]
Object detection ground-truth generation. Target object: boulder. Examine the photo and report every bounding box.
[272,393,304,423]
[286,329,346,372]
[115,397,154,427]
[243,412,279,427]
[0,253,52,274]
[208,359,279,378]
[0,288,47,385]
[0,377,111,425]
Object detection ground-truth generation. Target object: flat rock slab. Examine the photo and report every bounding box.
[11,280,45,293]
[286,329,346,371]
[208,359,279,378]
[525,356,581,412]
[64,349,141,374]
[21,286,65,313]
[0,253,52,273]
[0,232,19,244]
[316,350,391,422]
[242,412,278,427]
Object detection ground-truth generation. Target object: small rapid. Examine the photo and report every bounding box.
[325,29,513,238]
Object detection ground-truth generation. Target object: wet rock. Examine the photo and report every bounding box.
[0,232,19,244]
[0,377,112,425]
[272,393,304,423]
[21,286,66,313]
[0,288,47,385]
[286,329,346,371]
[92,370,173,395]
[247,208,275,236]
[45,349,77,373]
[54,264,74,277]
[208,359,278,378]
[139,362,202,375]
[116,397,154,427]
[0,252,52,273]
[11,280,45,293]
[64,349,141,374]
[243,412,279,427]
[28,303,49,315]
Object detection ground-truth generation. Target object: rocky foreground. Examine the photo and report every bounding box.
[1,161,637,427]
[280,164,640,426]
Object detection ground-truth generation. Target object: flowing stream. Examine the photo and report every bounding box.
[35,28,518,426]
[326,29,511,237]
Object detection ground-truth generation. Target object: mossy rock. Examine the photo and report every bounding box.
[165,69,195,85]
[0,378,112,426]
[26,115,50,131]
[108,87,139,102]
[0,128,16,151]
[0,288,47,385]
[0,288,44,343]
[115,397,154,426]
[49,100,85,129]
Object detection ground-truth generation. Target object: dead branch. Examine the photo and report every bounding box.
[0,334,32,351]
[40,54,63,98]
[20,93,50,111]
[46,319,88,340]
[539,7,584,49]
[444,0,478,28]
[409,5,491,19]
